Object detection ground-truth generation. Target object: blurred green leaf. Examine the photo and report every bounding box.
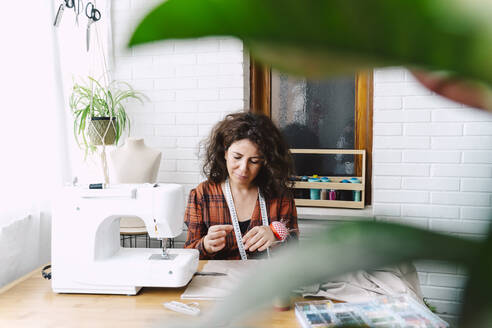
[460,229,492,327]
[129,0,492,84]
[189,221,480,327]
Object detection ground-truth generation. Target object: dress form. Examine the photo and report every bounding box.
[109,137,161,184]
[109,137,162,232]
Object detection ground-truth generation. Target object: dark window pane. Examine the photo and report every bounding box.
[271,71,356,176]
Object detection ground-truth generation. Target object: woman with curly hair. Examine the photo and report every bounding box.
[184,112,298,260]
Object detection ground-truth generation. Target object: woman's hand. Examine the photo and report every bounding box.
[203,224,233,254]
[243,225,276,252]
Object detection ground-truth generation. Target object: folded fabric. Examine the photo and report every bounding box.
[298,262,423,304]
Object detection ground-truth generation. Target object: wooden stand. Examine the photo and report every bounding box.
[291,149,366,209]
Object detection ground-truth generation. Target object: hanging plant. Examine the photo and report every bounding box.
[69,77,147,158]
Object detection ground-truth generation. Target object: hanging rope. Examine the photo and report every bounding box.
[90,0,114,185]
[100,144,109,184]
[59,0,114,184]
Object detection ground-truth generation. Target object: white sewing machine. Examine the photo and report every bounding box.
[51,183,199,295]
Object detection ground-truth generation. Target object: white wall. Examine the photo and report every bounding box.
[0,212,51,288]
[372,67,492,325]
[0,0,67,289]
[112,0,248,198]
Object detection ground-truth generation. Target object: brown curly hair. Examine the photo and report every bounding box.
[202,112,294,199]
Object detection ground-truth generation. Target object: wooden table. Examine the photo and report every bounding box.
[0,262,301,328]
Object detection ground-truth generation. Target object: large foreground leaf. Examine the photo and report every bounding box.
[129,0,492,85]
[460,228,492,327]
[170,221,481,327]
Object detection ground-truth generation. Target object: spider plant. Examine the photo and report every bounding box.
[69,77,147,157]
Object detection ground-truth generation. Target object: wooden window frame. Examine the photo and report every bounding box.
[250,60,373,204]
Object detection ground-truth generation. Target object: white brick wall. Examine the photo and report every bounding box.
[112,1,248,198]
[373,67,492,324]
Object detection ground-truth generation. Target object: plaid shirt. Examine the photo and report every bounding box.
[184,181,298,260]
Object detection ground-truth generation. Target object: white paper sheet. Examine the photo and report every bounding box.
[181,260,264,300]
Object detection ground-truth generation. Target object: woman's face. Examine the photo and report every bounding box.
[225,138,263,188]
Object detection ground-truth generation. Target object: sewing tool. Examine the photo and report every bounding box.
[74,0,83,26]
[53,0,74,27]
[270,221,289,241]
[194,271,227,277]
[52,184,199,295]
[85,1,101,51]
[223,178,270,260]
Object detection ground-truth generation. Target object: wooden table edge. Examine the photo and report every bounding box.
[0,263,49,294]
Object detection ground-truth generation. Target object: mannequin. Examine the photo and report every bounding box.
[109,137,162,184]
[109,137,162,233]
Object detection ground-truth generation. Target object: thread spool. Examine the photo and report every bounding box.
[349,177,361,202]
[298,176,308,199]
[308,177,321,200]
[320,177,330,200]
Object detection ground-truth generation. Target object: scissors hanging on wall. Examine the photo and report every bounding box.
[75,0,83,26]
[54,0,102,31]
[85,2,101,51]
[53,0,102,52]
[54,0,75,27]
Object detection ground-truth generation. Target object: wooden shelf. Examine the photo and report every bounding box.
[291,149,366,209]
[294,199,365,209]
[294,179,364,190]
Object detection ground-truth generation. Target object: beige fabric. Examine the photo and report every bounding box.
[300,263,424,305]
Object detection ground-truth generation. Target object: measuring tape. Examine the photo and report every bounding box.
[224,178,270,260]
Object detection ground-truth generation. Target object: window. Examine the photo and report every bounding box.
[250,60,373,204]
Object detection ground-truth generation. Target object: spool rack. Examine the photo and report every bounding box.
[291,149,366,209]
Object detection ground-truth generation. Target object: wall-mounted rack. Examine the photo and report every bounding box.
[291,149,366,209]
